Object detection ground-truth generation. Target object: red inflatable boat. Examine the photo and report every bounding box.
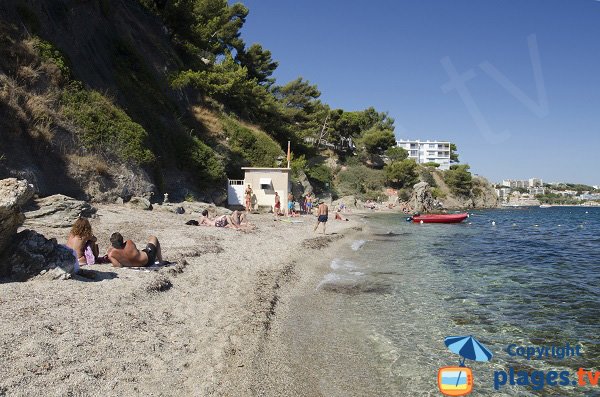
[411,213,469,224]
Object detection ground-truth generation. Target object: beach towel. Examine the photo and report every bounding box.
[84,242,95,265]
[279,219,304,224]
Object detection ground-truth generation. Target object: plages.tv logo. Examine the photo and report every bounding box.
[438,335,493,396]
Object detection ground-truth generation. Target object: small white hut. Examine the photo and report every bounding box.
[228,167,291,211]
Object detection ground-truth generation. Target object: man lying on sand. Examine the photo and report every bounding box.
[107,232,162,267]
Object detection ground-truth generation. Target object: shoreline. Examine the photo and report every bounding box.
[0,203,360,396]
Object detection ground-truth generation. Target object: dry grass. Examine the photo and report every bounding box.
[26,93,54,121]
[67,154,110,176]
[31,120,54,141]
[192,106,222,136]
[16,65,40,83]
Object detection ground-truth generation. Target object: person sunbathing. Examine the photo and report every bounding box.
[199,210,254,229]
[66,218,99,267]
[335,210,349,221]
[107,232,162,267]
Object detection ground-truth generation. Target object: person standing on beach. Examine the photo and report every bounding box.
[274,192,281,217]
[313,201,329,234]
[245,184,253,212]
[305,193,313,215]
[287,192,294,216]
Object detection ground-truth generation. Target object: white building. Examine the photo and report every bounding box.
[495,187,512,202]
[528,187,546,196]
[501,178,543,189]
[529,178,543,187]
[228,167,291,211]
[396,139,451,170]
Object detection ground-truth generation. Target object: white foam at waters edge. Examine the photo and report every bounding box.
[330,258,357,270]
[316,272,345,290]
[351,239,367,251]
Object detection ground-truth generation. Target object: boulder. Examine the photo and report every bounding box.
[24,194,96,228]
[410,182,437,213]
[127,196,153,211]
[1,229,77,280]
[0,178,34,257]
[332,195,359,209]
[154,203,186,214]
[295,170,313,197]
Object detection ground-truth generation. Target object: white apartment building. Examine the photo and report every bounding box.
[529,178,543,187]
[501,178,543,189]
[396,139,451,170]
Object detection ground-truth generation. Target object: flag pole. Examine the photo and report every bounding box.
[287,141,291,168]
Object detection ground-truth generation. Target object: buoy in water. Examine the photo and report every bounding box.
[420,220,424,224]
[491,221,496,226]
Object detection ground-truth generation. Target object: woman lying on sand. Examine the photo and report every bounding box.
[199,210,254,230]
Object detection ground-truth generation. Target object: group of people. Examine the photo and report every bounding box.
[273,191,316,217]
[66,218,162,269]
[66,188,342,271]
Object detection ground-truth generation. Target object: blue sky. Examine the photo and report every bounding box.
[238,1,600,185]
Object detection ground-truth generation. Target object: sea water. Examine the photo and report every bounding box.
[283,207,600,396]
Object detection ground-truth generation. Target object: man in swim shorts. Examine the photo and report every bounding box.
[107,232,162,267]
[313,200,329,235]
[287,192,294,216]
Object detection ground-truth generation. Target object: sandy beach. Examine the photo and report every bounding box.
[0,204,360,396]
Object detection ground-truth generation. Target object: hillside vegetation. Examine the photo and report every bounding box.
[0,0,497,208]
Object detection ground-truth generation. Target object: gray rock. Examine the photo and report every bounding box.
[0,178,34,257]
[410,182,436,213]
[24,194,96,228]
[332,195,358,209]
[210,190,227,206]
[154,203,183,214]
[1,229,77,281]
[127,196,153,210]
[115,197,124,205]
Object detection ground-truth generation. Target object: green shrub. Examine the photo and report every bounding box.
[290,153,307,177]
[359,128,396,155]
[306,163,334,193]
[419,168,437,187]
[60,84,154,164]
[444,164,473,196]
[336,164,384,198]
[431,187,447,199]
[423,162,440,168]
[385,146,408,162]
[185,136,225,183]
[384,159,418,188]
[221,116,282,167]
[31,37,71,78]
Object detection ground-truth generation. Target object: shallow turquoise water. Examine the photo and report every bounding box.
[312,207,600,396]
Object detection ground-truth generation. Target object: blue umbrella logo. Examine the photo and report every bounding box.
[439,335,493,394]
[445,335,494,366]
